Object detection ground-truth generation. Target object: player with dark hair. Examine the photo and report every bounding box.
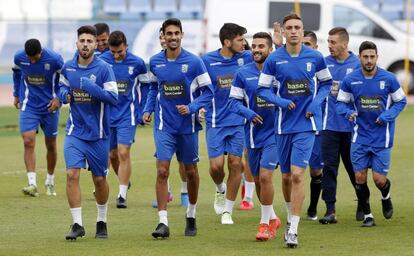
[258,13,332,248]
[143,18,213,238]
[202,22,253,225]
[319,27,363,224]
[60,25,118,240]
[100,30,150,208]
[337,41,406,227]
[12,38,63,197]
[94,23,110,56]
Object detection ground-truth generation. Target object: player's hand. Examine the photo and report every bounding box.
[287,101,296,110]
[13,97,20,109]
[47,97,60,112]
[271,22,283,48]
[176,105,190,115]
[251,114,263,125]
[306,112,314,118]
[66,93,71,103]
[375,117,386,126]
[143,112,152,124]
[198,108,206,122]
[348,112,357,122]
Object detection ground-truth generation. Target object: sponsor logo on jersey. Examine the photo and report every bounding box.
[285,80,311,96]
[26,75,46,86]
[327,64,335,68]
[351,81,363,85]
[276,60,288,65]
[246,76,258,81]
[72,88,93,103]
[217,75,233,90]
[116,80,129,94]
[162,81,186,99]
[66,68,76,72]
[181,64,188,73]
[237,58,244,66]
[359,96,382,111]
[330,80,340,97]
[44,63,50,70]
[156,64,166,68]
[128,66,134,75]
[255,96,275,109]
[20,62,30,66]
[210,62,222,66]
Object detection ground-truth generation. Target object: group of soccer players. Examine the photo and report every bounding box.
[12,13,406,248]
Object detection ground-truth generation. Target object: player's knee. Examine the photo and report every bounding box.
[45,141,57,152]
[117,150,130,162]
[291,172,304,184]
[228,157,242,170]
[259,173,272,185]
[209,163,223,174]
[23,136,35,148]
[66,171,80,183]
[373,174,386,188]
[157,167,169,180]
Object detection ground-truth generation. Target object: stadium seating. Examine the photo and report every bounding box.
[103,0,128,15]
[179,0,203,19]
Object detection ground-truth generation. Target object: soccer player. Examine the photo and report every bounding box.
[319,27,363,224]
[258,14,332,248]
[228,32,292,241]
[143,18,213,238]
[337,41,406,227]
[151,28,189,209]
[302,31,324,221]
[94,23,110,56]
[202,23,253,224]
[12,38,63,197]
[100,30,149,208]
[59,25,118,240]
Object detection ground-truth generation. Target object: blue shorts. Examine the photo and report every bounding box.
[309,135,324,170]
[351,143,391,176]
[278,132,315,174]
[19,110,59,138]
[247,143,278,176]
[109,126,137,150]
[154,129,199,164]
[206,125,244,158]
[64,135,110,176]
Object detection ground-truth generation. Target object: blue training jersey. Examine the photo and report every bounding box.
[337,67,406,148]
[323,52,360,132]
[143,48,214,135]
[59,53,118,141]
[258,45,332,134]
[201,49,253,128]
[12,48,64,114]
[228,62,276,149]
[100,51,150,127]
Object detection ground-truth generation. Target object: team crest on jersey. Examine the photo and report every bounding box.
[306,62,312,72]
[237,58,244,66]
[346,68,353,75]
[181,64,188,73]
[90,74,97,83]
[44,63,50,70]
[380,81,385,89]
[128,66,134,75]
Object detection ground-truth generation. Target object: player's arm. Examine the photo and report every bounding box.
[376,78,407,125]
[182,72,214,115]
[48,55,65,112]
[12,57,21,109]
[142,70,158,122]
[79,66,118,106]
[336,79,357,122]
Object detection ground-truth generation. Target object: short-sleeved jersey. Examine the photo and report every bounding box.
[230,62,276,149]
[337,67,406,148]
[59,54,118,141]
[12,48,64,114]
[202,49,253,128]
[147,48,213,135]
[258,45,332,134]
[324,52,360,132]
[100,51,149,127]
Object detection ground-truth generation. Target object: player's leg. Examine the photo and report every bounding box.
[64,136,86,240]
[206,126,227,214]
[320,130,341,224]
[19,111,39,196]
[109,127,119,176]
[178,160,188,207]
[240,147,255,210]
[307,134,323,220]
[339,131,363,221]
[372,147,393,220]
[42,111,59,196]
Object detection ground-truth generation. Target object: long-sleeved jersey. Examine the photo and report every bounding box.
[12,48,64,114]
[201,49,253,128]
[323,52,360,132]
[337,67,406,148]
[100,51,150,127]
[143,48,214,135]
[59,53,118,141]
[258,45,332,134]
[228,62,278,149]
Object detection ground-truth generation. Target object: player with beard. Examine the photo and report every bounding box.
[59,25,118,240]
[143,18,213,238]
[258,14,332,248]
[202,23,253,225]
[337,41,406,227]
[228,32,294,241]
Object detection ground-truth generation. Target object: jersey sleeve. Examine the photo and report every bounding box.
[80,65,118,106]
[12,55,22,98]
[377,74,407,124]
[143,61,158,114]
[228,70,256,121]
[187,58,214,114]
[258,56,276,88]
[58,65,70,104]
[336,77,355,119]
